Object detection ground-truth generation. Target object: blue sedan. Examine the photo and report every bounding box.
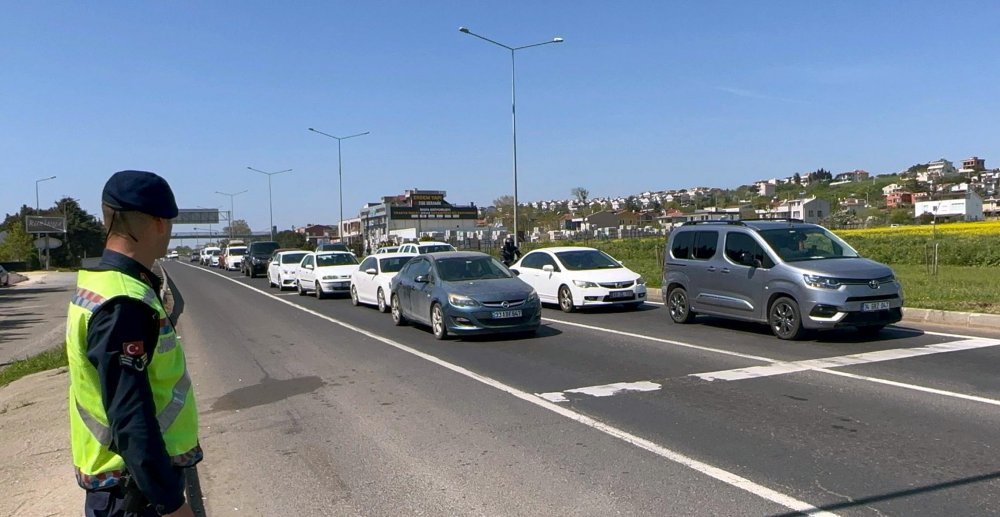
[389,251,541,339]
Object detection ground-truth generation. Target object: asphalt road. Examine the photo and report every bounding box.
[163,260,1000,516]
[0,271,76,367]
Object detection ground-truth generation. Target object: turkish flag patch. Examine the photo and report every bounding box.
[123,341,145,357]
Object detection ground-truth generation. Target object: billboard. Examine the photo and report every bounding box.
[389,206,479,220]
[174,208,220,225]
[25,216,66,233]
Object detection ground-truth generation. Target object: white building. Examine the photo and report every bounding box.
[914,191,984,222]
[759,197,831,224]
[919,159,957,182]
[756,181,776,197]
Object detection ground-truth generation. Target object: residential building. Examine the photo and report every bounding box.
[295,224,337,245]
[585,210,641,229]
[833,169,871,183]
[919,159,957,182]
[839,197,867,215]
[882,183,902,195]
[914,191,984,222]
[959,156,987,174]
[885,191,914,209]
[757,181,776,197]
[759,197,830,224]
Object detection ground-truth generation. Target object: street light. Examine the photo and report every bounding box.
[34,175,57,270]
[308,128,370,242]
[215,189,248,240]
[459,26,563,246]
[247,167,292,240]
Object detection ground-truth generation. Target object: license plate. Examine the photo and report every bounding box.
[334,282,349,288]
[491,310,523,319]
[862,301,891,312]
[609,290,632,299]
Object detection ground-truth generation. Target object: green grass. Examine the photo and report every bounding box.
[0,346,67,388]
[892,264,1000,314]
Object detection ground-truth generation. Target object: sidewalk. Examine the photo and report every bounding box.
[0,271,76,369]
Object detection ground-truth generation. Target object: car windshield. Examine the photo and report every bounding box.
[555,250,623,271]
[759,227,860,262]
[379,256,412,273]
[281,252,307,264]
[316,254,359,267]
[436,257,512,281]
[206,250,219,256]
[418,244,455,254]
[229,248,246,256]
[318,244,349,252]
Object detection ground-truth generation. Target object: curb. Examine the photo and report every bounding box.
[644,287,1000,331]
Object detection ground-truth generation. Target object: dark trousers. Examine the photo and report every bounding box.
[84,487,159,517]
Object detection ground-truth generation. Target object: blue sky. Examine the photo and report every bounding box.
[3,1,998,234]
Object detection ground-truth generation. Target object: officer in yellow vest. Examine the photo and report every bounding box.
[67,170,202,517]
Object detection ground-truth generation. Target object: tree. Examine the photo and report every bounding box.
[493,195,514,229]
[45,197,105,268]
[571,187,589,204]
[0,214,35,262]
[275,230,306,249]
[223,219,252,239]
[794,173,801,185]
[889,208,914,225]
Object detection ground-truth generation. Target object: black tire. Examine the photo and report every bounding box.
[431,303,448,340]
[377,288,388,313]
[350,285,360,306]
[297,280,306,296]
[667,287,696,323]
[558,285,576,313]
[769,296,804,340]
[391,295,406,326]
[315,282,325,299]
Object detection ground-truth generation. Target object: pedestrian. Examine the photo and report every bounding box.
[501,235,521,266]
[66,170,202,517]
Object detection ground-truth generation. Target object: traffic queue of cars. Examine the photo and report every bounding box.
[192,220,903,341]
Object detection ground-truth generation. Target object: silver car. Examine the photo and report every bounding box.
[662,220,903,340]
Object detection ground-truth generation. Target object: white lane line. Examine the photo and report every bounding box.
[538,381,661,403]
[694,338,1000,382]
[542,315,1000,407]
[173,262,836,516]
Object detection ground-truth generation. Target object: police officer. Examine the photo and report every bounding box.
[66,170,202,517]
[500,235,521,266]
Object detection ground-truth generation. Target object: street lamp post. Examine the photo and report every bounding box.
[459,26,563,246]
[215,189,248,241]
[308,128,369,243]
[247,167,292,241]
[35,175,57,270]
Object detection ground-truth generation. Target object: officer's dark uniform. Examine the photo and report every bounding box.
[501,239,521,265]
[80,171,193,516]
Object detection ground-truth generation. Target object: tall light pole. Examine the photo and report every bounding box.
[459,26,563,246]
[308,128,369,242]
[247,167,292,241]
[215,189,248,241]
[35,175,56,270]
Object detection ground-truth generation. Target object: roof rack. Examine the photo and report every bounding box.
[680,220,747,227]
[738,218,805,223]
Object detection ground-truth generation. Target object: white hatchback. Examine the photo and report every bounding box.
[350,252,417,312]
[397,241,456,254]
[295,251,360,299]
[510,246,647,312]
[223,246,247,271]
[267,250,309,290]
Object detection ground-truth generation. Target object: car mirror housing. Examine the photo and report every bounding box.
[366,268,377,275]
[415,274,429,283]
[542,265,555,273]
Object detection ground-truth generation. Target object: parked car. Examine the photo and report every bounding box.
[397,241,456,255]
[510,246,646,312]
[242,241,280,278]
[294,251,360,298]
[200,247,221,267]
[662,219,903,340]
[374,246,400,254]
[190,249,202,262]
[316,242,352,253]
[389,251,541,339]
[267,250,309,290]
[0,265,9,287]
[223,245,247,271]
[350,252,418,312]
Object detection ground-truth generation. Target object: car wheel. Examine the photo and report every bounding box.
[431,303,448,340]
[297,280,306,296]
[315,282,325,299]
[857,325,885,338]
[350,285,360,306]
[558,285,576,313]
[667,287,696,324]
[377,288,388,313]
[391,295,406,326]
[770,296,804,340]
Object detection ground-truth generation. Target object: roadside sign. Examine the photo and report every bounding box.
[26,216,66,233]
[33,237,62,250]
[175,209,220,225]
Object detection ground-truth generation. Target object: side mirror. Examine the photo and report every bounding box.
[739,252,761,268]
[511,269,520,276]
[366,268,377,275]
[414,274,429,283]
[542,265,555,273]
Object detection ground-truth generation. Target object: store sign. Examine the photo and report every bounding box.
[389,207,479,220]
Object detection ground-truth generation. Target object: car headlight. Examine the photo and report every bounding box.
[448,293,480,307]
[528,289,539,302]
[573,279,599,288]
[803,274,842,289]
[636,276,646,285]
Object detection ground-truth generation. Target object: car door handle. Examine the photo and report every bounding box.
[706,266,716,272]
[721,268,730,274]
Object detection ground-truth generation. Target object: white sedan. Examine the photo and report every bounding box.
[295,251,360,299]
[268,250,309,290]
[350,252,417,312]
[510,246,646,312]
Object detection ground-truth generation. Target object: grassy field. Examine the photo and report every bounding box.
[0,346,67,388]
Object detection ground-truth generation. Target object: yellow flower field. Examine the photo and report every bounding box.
[839,221,1000,238]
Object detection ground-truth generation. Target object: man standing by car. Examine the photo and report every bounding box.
[66,170,202,517]
[501,236,521,266]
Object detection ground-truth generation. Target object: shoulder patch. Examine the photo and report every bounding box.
[123,341,145,357]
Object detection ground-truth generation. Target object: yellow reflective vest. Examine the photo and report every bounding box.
[66,269,201,489]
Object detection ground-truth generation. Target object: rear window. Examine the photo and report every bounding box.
[418,244,456,254]
[692,231,718,260]
[379,256,413,273]
[228,247,247,256]
[250,242,280,255]
[280,252,307,264]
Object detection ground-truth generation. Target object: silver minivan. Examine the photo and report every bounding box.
[661,220,903,339]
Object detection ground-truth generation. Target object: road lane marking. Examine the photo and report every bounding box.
[173,262,836,516]
[538,381,661,403]
[693,338,1000,382]
[816,369,1000,407]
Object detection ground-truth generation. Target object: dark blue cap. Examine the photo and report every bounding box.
[102,170,178,219]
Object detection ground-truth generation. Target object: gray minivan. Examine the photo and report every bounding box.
[661,220,902,339]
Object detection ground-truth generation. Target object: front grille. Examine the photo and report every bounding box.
[481,299,526,308]
[476,314,536,327]
[599,281,635,289]
[839,275,895,286]
[845,294,900,302]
